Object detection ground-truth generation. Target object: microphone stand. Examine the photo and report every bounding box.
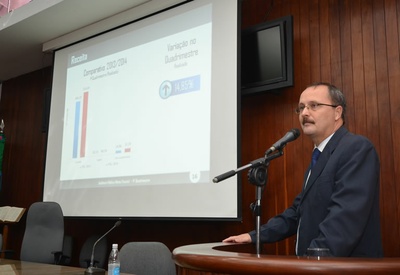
[85,265,106,275]
[214,150,284,255]
[250,151,283,255]
[85,221,121,275]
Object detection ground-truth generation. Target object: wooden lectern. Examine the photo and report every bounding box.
[0,223,9,258]
[173,242,400,275]
[0,206,26,258]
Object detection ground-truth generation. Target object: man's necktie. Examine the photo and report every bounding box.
[297,148,322,254]
[304,148,321,190]
[310,148,321,169]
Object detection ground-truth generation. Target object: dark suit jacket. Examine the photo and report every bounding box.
[249,126,383,257]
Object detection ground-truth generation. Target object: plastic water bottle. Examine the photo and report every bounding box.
[108,243,120,275]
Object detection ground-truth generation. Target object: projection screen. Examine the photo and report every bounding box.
[44,0,240,219]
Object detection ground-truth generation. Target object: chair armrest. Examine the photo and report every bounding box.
[52,251,70,265]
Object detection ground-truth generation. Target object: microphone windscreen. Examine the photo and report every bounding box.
[291,128,300,139]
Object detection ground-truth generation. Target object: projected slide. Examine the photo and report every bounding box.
[60,22,212,188]
[45,0,238,219]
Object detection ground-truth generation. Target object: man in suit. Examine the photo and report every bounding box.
[223,82,383,257]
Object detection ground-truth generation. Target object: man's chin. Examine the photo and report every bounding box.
[301,124,315,135]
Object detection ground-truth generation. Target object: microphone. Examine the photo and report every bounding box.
[213,129,300,183]
[265,128,300,156]
[84,220,122,275]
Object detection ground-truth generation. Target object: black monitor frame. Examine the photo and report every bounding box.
[241,15,293,95]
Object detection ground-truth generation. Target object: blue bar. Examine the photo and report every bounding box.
[73,101,81,158]
[171,75,200,96]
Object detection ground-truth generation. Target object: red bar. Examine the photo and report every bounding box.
[80,92,89,158]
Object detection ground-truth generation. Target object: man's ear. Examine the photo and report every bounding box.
[335,106,343,121]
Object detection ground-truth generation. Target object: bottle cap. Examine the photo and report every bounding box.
[112,243,118,249]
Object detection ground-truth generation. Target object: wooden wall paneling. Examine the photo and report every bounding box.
[275,96,309,256]
[298,0,316,176]
[0,70,49,206]
[299,0,312,98]
[363,0,379,175]
[319,0,331,82]
[267,97,287,256]
[340,0,356,127]
[372,0,395,258]
[260,0,313,255]
[272,1,303,253]
[278,100,303,256]
[379,0,400,256]
[273,0,290,19]
[349,0,366,133]
[278,0,302,256]
[287,0,301,105]
[0,68,52,258]
[309,0,322,81]
[385,0,400,256]
[372,1,396,258]
[288,2,305,176]
[282,6,306,250]
[361,0,380,138]
[287,0,303,201]
[338,0,354,127]
[0,80,18,203]
[1,79,19,205]
[328,0,343,86]
[362,4,382,248]
[237,95,259,250]
[372,0,388,147]
[240,92,274,239]
[241,0,273,29]
[239,95,261,236]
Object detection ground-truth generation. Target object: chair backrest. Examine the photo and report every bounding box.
[61,235,73,265]
[79,235,108,268]
[119,242,176,275]
[20,201,64,264]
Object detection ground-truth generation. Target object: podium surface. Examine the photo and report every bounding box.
[172,242,400,275]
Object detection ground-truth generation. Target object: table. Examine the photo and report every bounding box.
[173,242,400,275]
[0,259,132,275]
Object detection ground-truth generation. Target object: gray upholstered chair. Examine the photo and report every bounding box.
[20,201,64,264]
[119,242,176,275]
[61,235,73,265]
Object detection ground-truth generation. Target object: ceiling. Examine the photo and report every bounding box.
[0,0,186,82]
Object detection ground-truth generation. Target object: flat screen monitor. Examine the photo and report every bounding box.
[241,15,293,94]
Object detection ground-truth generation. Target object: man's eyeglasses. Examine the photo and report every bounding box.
[295,102,338,114]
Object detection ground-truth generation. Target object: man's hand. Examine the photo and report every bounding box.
[222,233,251,243]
